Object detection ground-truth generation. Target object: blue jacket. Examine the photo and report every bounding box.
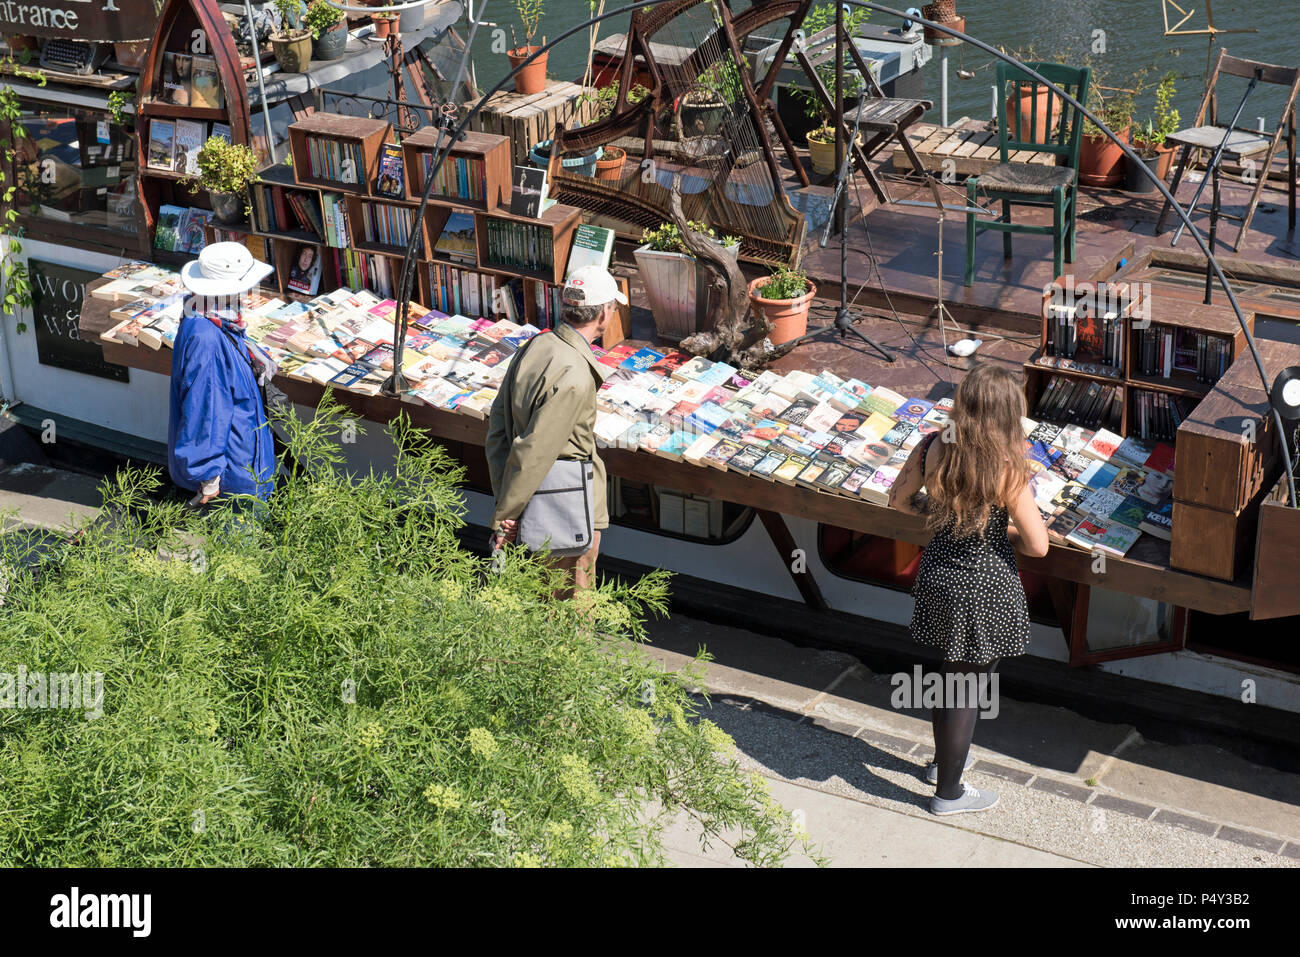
[168,312,275,500]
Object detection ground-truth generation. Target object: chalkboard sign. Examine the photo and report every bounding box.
[0,0,158,42]
[30,258,129,382]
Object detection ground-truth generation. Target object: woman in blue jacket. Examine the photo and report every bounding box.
[168,243,277,504]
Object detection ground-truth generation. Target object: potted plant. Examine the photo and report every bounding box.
[371,10,396,38]
[506,0,548,95]
[785,9,869,174]
[579,83,649,180]
[1079,66,1143,188]
[680,55,743,137]
[1132,70,1179,180]
[270,0,313,74]
[634,221,740,342]
[749,266,816,343]
[528,138,603,177]
[306,0,347,60]
[190,137,261,225]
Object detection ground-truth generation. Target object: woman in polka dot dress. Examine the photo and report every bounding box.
[889,364,1048,816]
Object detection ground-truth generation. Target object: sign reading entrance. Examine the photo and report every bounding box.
[30,258,129,382]
[0,0,158,42]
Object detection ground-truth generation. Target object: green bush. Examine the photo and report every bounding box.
[0,396,818,867]
[758,266,809,300]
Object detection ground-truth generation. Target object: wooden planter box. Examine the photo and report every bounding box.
[1251,470,1300,619]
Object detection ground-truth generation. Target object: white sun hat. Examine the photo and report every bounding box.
[180,241,274,297]
[561,265,628,307]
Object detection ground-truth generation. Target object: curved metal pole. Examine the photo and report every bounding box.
[382,0,670,399]
[852,1,1297,507]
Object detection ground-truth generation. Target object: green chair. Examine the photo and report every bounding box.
[964,62,1091,287]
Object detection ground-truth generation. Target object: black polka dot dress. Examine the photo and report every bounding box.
[910,504,1031,665]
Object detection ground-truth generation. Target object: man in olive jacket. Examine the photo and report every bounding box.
[485,265,624,592]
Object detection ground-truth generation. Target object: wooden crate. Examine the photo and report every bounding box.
[1170,491,1265,582]
[402,127,512,212]
[1251,470,1300,619]
[475,203,583,284]
[470,81,598,171]
[288,113,392,195]
[1173,363,1280,513]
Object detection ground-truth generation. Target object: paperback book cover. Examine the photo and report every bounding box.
[189,55,224,109]
[1108,495,1148,530]
[565,224,615,278]
[1079,487,1126,521]
[510,165,548,218]
[375,143,405,198]
[1139,500,1173,540]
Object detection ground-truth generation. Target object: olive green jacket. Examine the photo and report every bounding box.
[485,322,608,531]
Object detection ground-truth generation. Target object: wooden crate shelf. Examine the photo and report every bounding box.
[346,195,424,258]
[402,126,511,211]
[288,113,392,195]
[474,203,582,284]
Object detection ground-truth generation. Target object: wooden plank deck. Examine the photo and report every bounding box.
[893,122,1058,176]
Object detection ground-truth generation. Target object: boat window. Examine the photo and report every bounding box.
[14,102,138,237]
[609,477,754,545]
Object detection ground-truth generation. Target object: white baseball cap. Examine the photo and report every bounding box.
[562,265,628,307]
[181,241,275,297]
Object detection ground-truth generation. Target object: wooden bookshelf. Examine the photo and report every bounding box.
[1026,277,1256,438]
[288,113,392,195]
[137,0,251,264]
[346,195,423,257]
[475,203,583,284]
[402,127,511,211]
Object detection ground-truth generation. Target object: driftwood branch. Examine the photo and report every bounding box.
[666,174,797,369]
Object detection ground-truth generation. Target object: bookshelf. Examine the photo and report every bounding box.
[137,0,251,266]
[348,195,424,257]
[288,114,392,195]
[475,203,583,285]
[1025,281,1255,440]
[402,127,511,211]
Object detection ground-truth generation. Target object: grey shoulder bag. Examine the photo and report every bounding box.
[503,334,597,558]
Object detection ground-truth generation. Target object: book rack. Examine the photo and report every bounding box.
[1025,281,1256,440]
[287,114,392,195]
[137,0,251,266]
[402,127,511,211]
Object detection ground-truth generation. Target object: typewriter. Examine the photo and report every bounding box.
[39,39,110,77]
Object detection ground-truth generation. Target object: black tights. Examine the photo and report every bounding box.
[931,658,1000,800]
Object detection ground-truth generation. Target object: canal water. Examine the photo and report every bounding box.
[463,0,1298,138]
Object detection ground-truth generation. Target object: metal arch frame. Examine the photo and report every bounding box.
[846,2,1296,508]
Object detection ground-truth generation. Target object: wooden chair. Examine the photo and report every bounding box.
[1154,50,1300,250]
[963,62,1090,287]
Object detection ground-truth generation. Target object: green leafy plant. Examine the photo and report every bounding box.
[304,0,344,39]
[0,54,47,334]
[272,0,307,35]
[1136,71,1179,151]
[758,265,809,300]
[580,82,649,122]
[190,137,261,196]
[686,54,745,105]
[788,3,871,125]
[512,0,544,48]
[0,396,823,867]
[107,90,133,128]
[641,220,721,254]
[1082,61,1149,139]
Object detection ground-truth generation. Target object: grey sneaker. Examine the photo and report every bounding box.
[930,782,999,816]
[923,753,975,785]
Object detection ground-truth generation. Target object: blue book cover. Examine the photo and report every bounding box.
[685,401,730,434]
[896,398,934,424]
[1079,460,1119,490]
[620,347,665,372]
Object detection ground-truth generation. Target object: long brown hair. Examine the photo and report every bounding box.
[926,364,1030,538]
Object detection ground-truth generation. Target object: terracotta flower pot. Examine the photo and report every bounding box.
[749,276,817,344]
[507,46,548,95]
[372,16,394,39]
[594,145,626,181]
[1006,87,1061,144]
[1079,125,1130,188]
